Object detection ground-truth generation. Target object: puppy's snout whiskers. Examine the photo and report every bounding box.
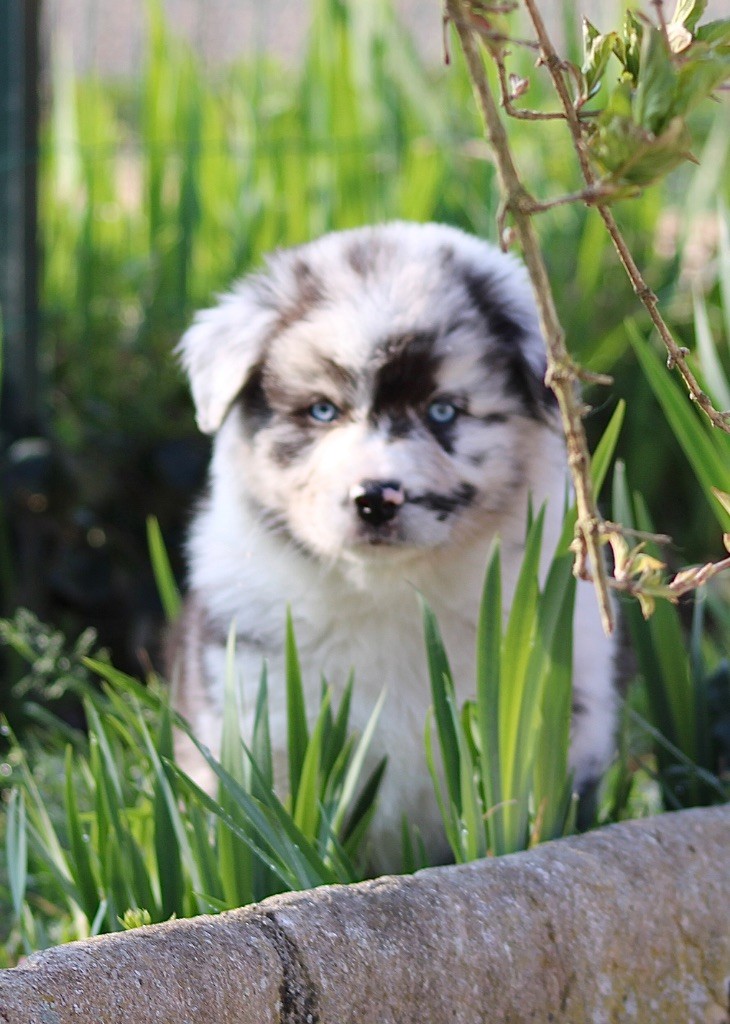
[350,480,404,527]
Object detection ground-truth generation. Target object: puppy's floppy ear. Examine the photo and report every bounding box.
[176,288,276,434]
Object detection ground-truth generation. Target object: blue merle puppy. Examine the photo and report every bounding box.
[169,221,616,870]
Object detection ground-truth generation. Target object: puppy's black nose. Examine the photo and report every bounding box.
[350,480,404,526]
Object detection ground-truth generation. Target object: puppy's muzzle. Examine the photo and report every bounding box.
[350,480,404,527]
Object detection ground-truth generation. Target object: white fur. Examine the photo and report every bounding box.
[172,221,616,871]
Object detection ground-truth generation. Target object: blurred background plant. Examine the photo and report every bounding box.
[0,0,729,967]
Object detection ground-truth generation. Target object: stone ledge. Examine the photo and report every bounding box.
[1,805,729,1024]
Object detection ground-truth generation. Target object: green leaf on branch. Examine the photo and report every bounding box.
[612,10,644,82]
[583,5,728,194]
[671,0,708,32]
[589,96,693,189]
[581,19,619,102]
[675,45,730,117]
[635,28,676,135]
[695,19,730,46]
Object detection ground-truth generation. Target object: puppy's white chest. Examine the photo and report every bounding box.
[198,568,479,866]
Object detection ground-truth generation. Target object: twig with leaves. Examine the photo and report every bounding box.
[523,0,730,432]
[443,0,730,628]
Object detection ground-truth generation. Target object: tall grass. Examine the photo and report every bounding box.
[421,401,627,861]
[423,512,578,861]
[1,610,384,962]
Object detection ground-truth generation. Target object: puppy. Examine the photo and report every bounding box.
[169,221,616,870]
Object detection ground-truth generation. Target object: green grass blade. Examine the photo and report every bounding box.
[475,540,504,852]
[340,756,387,854]
[628,709,727,802]
[88,898,109,938]
[502,507,544,709]
[218,623,254,908]
[6,724,77,895]
[419,595,460,813]
[633,492,699,763]
[251,663,273,799]
[718,199,730,346]
[133,710,208,912]
[84,701,159,919]
[153,703,185,919]
[169,761,298,891]
[590,399,626,499]
[400,818,428,874]
[5,789,28,920]
[557,399,626,552]
[613,469,701,781]
[328,687,386,840]
[84,659,162,710]
[293,689,331,838]
[454,701,486,863]
[63,745,100,924]
[99,828,127,930]
[146,516,182,622]
[177,725,339,888]
[83,700,124,804]
[629,321,730,529]
[323,672,354,779]
[693,286,730,411]
[499,508,545,802]
[532,558,576,840]
[285,609,309,806]
[423,709,460,855]
[238,743,343,886]
[185,802,224,907]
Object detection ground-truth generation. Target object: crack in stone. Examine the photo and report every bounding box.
[251,911,320,1024]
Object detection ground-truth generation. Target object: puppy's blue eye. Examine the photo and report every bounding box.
[427,400,458,425]
[309,400,340,423]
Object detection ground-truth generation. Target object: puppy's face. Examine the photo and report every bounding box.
[179,223,555,563]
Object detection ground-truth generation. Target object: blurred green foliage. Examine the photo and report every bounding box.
[35,0,729,577]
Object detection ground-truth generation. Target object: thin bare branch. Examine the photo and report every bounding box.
[494,54,566,119]
[445,0,615,634]
[601,521,673,546]
[596,209,730,430]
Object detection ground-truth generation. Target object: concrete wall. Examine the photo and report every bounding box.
[1,805,729,1023]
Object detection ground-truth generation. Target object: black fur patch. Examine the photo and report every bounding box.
[461,268,555,419]
[370,331,441,422]
[385,412,415,440]
[409,483,477,520]
[237,364,273,431]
